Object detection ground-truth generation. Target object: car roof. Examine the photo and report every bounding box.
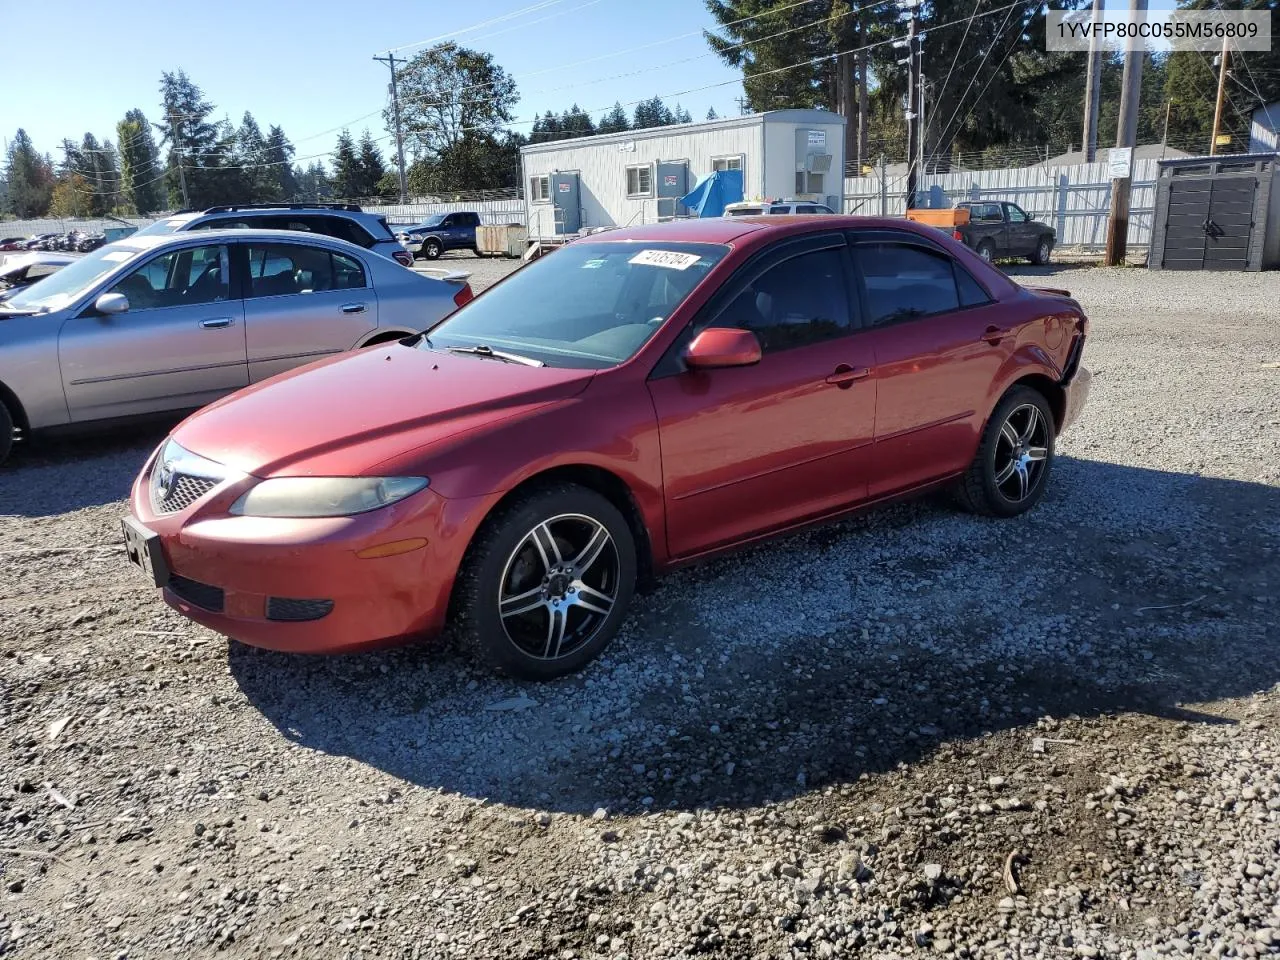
[108,228,370,254]
[577,215,943,246]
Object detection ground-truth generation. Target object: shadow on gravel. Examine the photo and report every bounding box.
[1,425,167,517]
[229,457,1279,814]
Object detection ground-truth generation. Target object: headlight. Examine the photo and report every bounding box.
[229,477,429,518]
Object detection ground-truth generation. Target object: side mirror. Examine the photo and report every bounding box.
[684,327,762,369]
[94,292,129,315]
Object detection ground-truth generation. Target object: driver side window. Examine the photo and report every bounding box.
[1005,204,1027,223]
[109,245,229,310]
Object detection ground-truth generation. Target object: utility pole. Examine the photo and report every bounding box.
[373,53,409,202]
[1209,35,1230,156]
[857,46,870,172]
[1104,0,1146,266]
[1161,100,1172,159]
[1081,0,1104,162]
[735,96,750,116]
[918,77,927,183]
[902,5,921,207]
[169,113,190,209]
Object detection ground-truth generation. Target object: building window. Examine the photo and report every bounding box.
[712,155,744,173]
[795,171,825,195]
[530,175,550,203]
[626,164,653,198]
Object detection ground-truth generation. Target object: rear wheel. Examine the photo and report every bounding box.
[1030,237,1053,265]
[976,240,996,263]
[422,239,443,260]
[0,402,12,466]
[453,484,637,680]
[955,386,1055,518]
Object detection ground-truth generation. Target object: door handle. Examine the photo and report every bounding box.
[341,303,367,314]
[200,317,233,329]
[825,364,871,389]
[981,325,1009,344]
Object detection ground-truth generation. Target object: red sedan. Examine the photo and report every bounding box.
[123,216,1090,679]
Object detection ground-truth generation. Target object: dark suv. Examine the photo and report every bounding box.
[135,204,414,267]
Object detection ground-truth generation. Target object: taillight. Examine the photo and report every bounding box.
[393,250,413,267]
[452,284,474,308]
[952,231,964,241]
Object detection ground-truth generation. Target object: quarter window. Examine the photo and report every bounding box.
[108,244,229,310]
[626,164,653,197]
[855,243,967,326]
[715,248,852,353]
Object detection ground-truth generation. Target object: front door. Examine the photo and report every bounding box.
[648,239,876,558]
[551,172,581,235]
[240,241,377,382]
[849,234,1012,496]
[1003,203,1038,256]
[59,242,248,421]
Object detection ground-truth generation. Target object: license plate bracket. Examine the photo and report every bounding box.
[121,516,170,588]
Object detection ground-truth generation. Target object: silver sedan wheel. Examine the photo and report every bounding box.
[497,513,620,662]
[993,403,1050,503]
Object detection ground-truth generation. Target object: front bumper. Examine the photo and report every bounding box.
[128,462,490,654]
[1060,365,1091,435]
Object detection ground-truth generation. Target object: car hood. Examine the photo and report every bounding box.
[173,344,596,479]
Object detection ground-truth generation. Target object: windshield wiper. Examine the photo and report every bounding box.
[447,344,544,367]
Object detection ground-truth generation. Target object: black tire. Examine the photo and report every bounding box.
[976,240,996,263]
[0,401,12,466]
[422,239,443,260]
[955,386,1055,518]
[453,483,637,680]
[1030,237,1053,265]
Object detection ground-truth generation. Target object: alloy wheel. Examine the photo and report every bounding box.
[993,403,1050,503]
[497,513,620,662]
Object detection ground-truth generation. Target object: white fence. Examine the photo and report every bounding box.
[0,216,156,238]
[844,158,1162,250]
[365,199,526,227]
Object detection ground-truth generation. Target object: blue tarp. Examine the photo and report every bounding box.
[679,169,744,218]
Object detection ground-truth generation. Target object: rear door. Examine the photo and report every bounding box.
[59,242,248,421]
[239,240,377,382]
[847,232,1011,497]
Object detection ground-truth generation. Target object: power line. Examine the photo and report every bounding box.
[379,0,573,55]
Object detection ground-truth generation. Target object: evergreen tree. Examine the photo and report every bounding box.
[265,125,299,200]
[4,129,54,217]
[672,103,693,124]
[356,130,389,198]
[236,111,278,202]
[331,130,361,199]
[633,96,675,129]
[706,107,720,121]
[157,70,222,208]
[560,104,596,138]
[598,102,630,134]
[529,111,564,144]
[117,109,163,215]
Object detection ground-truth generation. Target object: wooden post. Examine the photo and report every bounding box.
[1104,0,1146,266]
[1210,36,1230,156]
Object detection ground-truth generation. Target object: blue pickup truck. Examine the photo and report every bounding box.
[397,211,482,260]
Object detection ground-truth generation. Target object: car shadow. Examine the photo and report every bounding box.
[229,456,1279,815]
[1,425,167,517]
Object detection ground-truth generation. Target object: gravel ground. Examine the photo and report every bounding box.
[1,264,1278,960]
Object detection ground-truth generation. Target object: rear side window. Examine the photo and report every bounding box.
[855,243,963,326]
[243,243,368,297]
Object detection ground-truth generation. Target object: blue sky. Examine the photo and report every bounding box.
[1,0,746,166]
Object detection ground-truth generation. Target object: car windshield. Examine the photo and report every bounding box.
[413,216,446,229]
[424,241,728,369]
[0,244,141,313]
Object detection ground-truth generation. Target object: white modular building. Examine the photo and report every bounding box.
[520,109,847,239]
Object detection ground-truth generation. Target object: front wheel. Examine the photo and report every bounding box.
[453,484,637,680]
[955,386,1055,518]
[422,239,443,260]
[1030,237,1053,265]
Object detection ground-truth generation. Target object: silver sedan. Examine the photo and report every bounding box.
[0,229,472,464]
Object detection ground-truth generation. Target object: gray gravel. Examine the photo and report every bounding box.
[2,263,1279,959]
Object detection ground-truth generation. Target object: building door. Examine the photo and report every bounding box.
[1161,174,1257,270]
[551,172,581,235]
[656,161,689,220]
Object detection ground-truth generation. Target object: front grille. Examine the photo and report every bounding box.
[168,575,225,613]
[155,473,218,513]
[266,597,335,622]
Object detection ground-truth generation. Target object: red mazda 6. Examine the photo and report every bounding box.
[123,216,1090,679]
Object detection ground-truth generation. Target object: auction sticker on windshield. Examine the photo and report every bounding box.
[629,250,703,270]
